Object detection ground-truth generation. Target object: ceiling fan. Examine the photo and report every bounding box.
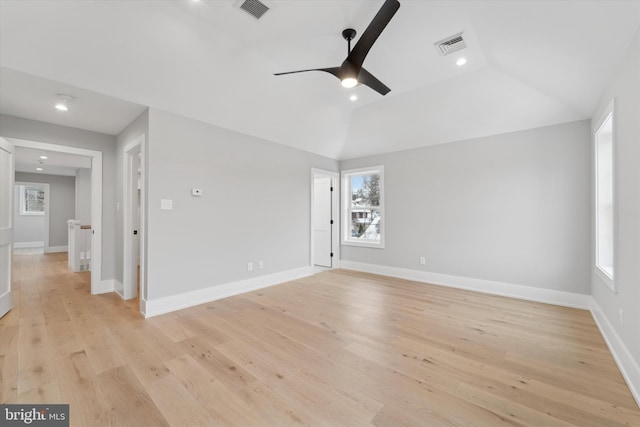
[274,0,401,96]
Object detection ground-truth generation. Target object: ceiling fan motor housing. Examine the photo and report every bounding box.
[342,28,357,41]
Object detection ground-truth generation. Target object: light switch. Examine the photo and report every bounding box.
[160,199,173,210]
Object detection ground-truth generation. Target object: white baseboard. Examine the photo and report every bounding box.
[590,298,640,408]
[140,298,148,317]
[14,241,44,249]
[113,280,124,299]
[0,291,12,318]
[340,261,591,309]
[93,279,115,295]
[45,245,68,253]
[143,266,315,318]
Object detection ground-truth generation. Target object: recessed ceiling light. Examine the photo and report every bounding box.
[36,167,43,171]
[456,57,467,66]
[39,155,48,160]
[350,94,358,102]
[54,94,75,112]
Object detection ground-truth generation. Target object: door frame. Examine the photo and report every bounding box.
[9,138,104,294]
[0,137,14,318]
[122,135,146,309]
[14,181,50,251]
[310,168,340,269]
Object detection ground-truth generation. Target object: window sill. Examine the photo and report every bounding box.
[342,240,385,249]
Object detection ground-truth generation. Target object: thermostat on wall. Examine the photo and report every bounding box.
[192,188,203,197]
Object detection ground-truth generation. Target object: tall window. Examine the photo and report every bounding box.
[595,102,614,290]
[342,166,384,248]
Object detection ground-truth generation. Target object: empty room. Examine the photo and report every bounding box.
[0,0,639,426]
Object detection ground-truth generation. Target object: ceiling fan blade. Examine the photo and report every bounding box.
[274,67,341,79]
[347,0,400,70]
[358,67,391,96]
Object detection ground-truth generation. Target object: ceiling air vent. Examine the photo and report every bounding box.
[434,32,466,56]
[234,0,270,20]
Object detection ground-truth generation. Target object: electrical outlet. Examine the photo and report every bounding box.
[419,257,426,265]
[619,309,624,326]
[259,260,264,270]
[247,262,253,272]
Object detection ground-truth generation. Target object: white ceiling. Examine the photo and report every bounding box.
[0,0,638,160]
[13,145,91,177]
[0,68,146,135]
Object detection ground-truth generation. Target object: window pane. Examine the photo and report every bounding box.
[596,113,613,279]
[350,173,381,242]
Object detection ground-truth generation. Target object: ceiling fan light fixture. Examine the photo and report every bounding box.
[273,0,399,96]
[341,77,358,88]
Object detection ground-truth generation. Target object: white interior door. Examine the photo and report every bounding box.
[122,136,145,303]
[123,148,138,300]
[313,177,333,267]
[0,137,15,318]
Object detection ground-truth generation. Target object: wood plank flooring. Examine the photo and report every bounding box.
[1,252,639,426]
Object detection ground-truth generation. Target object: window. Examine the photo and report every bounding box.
[19,185,45,216]
[595,101,614,290]
[342,166,384,248]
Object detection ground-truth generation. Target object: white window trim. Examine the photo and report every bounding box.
[19,184,45,216]
[593,99,616,293]
[341,165,385,249]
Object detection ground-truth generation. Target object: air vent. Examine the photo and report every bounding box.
[434,32,466,56]
[234,0,270,20]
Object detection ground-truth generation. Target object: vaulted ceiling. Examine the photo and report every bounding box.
[1,0,639,160]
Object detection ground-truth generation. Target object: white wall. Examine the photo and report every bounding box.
[145,108,338,301]
[0,114,117,280]
[341,120,591,295]
[13,183,44,244]
[15,172,75,247]
[75,168,91,224]
[590,28,640,395]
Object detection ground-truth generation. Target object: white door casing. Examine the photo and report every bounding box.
[313,177,333,267]
[311,169,339,269]
[122,135,146,307]
[0,137,14,318]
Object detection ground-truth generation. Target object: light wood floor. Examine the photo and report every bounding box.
[2,253,639,426]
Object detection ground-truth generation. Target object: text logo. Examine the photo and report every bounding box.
[1,405,69,426]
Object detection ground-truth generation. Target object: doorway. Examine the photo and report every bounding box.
[311,169,339,268]
[9,138,104,294]
[0,138,14,318]
[122,135,146,308]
